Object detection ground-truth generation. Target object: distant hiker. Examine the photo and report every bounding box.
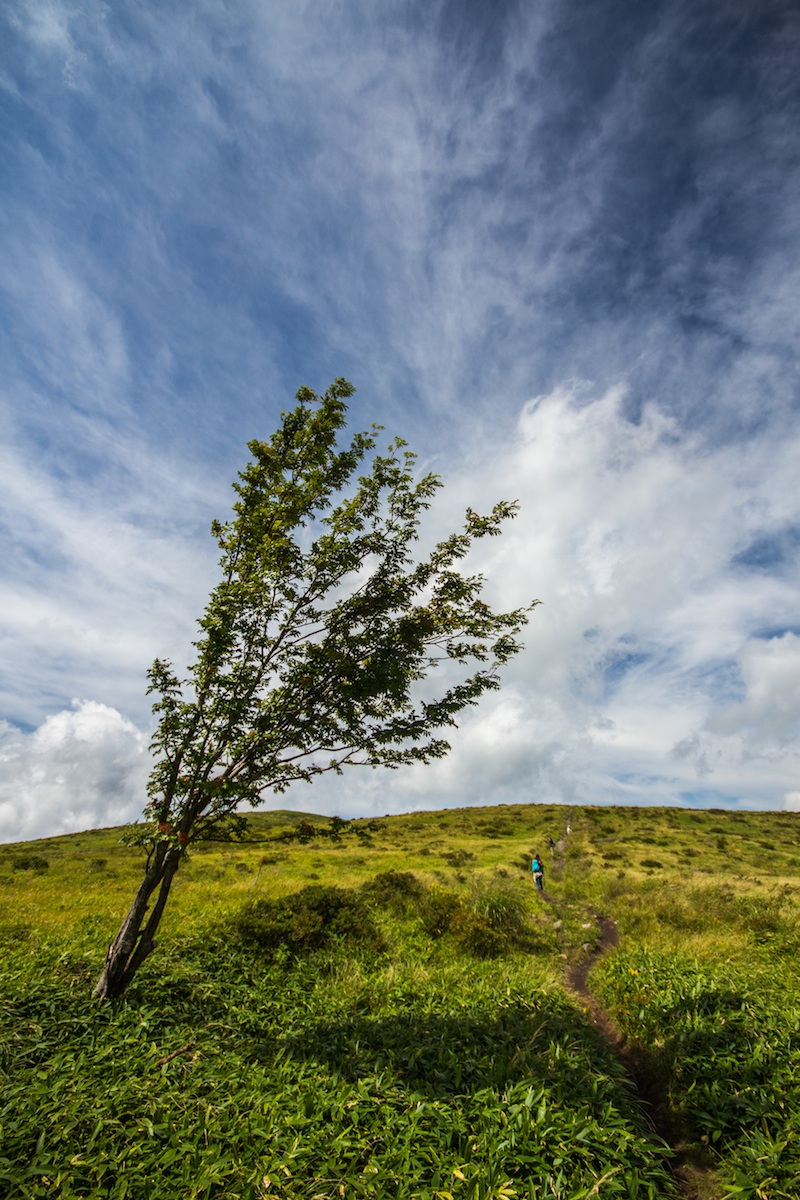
[548,837,556,858]
[566,822,572,835]
[531,853,544,891]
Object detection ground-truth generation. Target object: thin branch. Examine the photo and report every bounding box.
[154,1040,197,1068]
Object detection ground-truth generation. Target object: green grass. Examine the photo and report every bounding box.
[2,803,800,1198]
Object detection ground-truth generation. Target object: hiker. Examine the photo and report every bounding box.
[548,837,555,858]
[531,853,544,891]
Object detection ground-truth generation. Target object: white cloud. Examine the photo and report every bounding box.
[0,700,149,843]
[309,384,800,816]
[707,634,800,745]
[0,429,224,729]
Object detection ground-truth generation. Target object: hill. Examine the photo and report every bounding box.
[2,802,799,1199]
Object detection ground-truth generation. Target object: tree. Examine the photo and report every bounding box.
[94,380,534,1001]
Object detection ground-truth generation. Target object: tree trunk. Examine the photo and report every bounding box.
[93,844,181,1002]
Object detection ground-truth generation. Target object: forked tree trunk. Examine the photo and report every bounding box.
[93,844,181,1002]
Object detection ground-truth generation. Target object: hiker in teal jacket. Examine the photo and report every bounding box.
[531,853,544,891]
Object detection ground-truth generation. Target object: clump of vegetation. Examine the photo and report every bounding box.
[360,870,425,915]
[441,848,476,868]
[419,887,462,938]
[234,884,384,955]
[11,855,49,872]
[478,819,515,837]
[419,878,538,958]
[593,946,800,1198]
[470,877,528,933]
[4,800,800,1198]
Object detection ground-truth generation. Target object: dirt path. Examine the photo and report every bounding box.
[563,914,722,1200]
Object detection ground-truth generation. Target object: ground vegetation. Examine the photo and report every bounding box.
[2,803,800,1198]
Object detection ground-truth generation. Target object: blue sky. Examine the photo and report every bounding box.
[1,0,799,840]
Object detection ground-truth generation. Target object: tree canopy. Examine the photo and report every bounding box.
[95,380,534,1000]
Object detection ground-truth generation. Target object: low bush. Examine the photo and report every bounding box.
[419,888,461,938]
[234,885,384,956]
[11,855,49,872]
[441,848,476,868]
[420,879,537,959]
[469,877,528,937]
[360,870,425,915]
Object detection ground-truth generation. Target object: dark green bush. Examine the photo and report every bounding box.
[457,879,534,959]
[11,855,49,872]
[420,889,461,938]
[456,913,511,958]
[469,879,528,936]
[477,820,515,837]
[441,848,476,868]
[420,880,536,958]
[361,870,425,915]
[234,885,384,955]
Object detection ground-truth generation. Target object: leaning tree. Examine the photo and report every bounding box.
[94,380,535,1001]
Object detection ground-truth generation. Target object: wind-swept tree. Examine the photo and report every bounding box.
[95,380,534,1001]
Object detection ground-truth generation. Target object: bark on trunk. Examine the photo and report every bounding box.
[93,844,181,1002]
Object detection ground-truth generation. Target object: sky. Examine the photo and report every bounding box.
[1,0,799,842]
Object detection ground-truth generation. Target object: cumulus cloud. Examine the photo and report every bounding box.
[0,701,149,843]
[706,634,800,744]
[234,383,798,820]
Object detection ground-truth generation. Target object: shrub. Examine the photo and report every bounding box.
[457,879,533,959]
[478,820,515,837]
[441,849,476,868]
[469,878,528,937]
[361,870,425,915]
[234,885,384,955]
[420,889,461,938]
[11,856,49,872]
[456,914,511,958]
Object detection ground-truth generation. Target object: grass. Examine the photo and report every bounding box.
[1,803,800,1198]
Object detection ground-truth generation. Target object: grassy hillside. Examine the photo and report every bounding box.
[2,803,799,1199]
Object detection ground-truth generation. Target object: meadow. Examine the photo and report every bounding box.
[1,803,799,1200]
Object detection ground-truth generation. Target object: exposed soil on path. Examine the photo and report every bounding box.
[563,914,723,1200]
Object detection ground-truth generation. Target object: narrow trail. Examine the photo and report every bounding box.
[562,913,722,1200]
[545,814,721,1200]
